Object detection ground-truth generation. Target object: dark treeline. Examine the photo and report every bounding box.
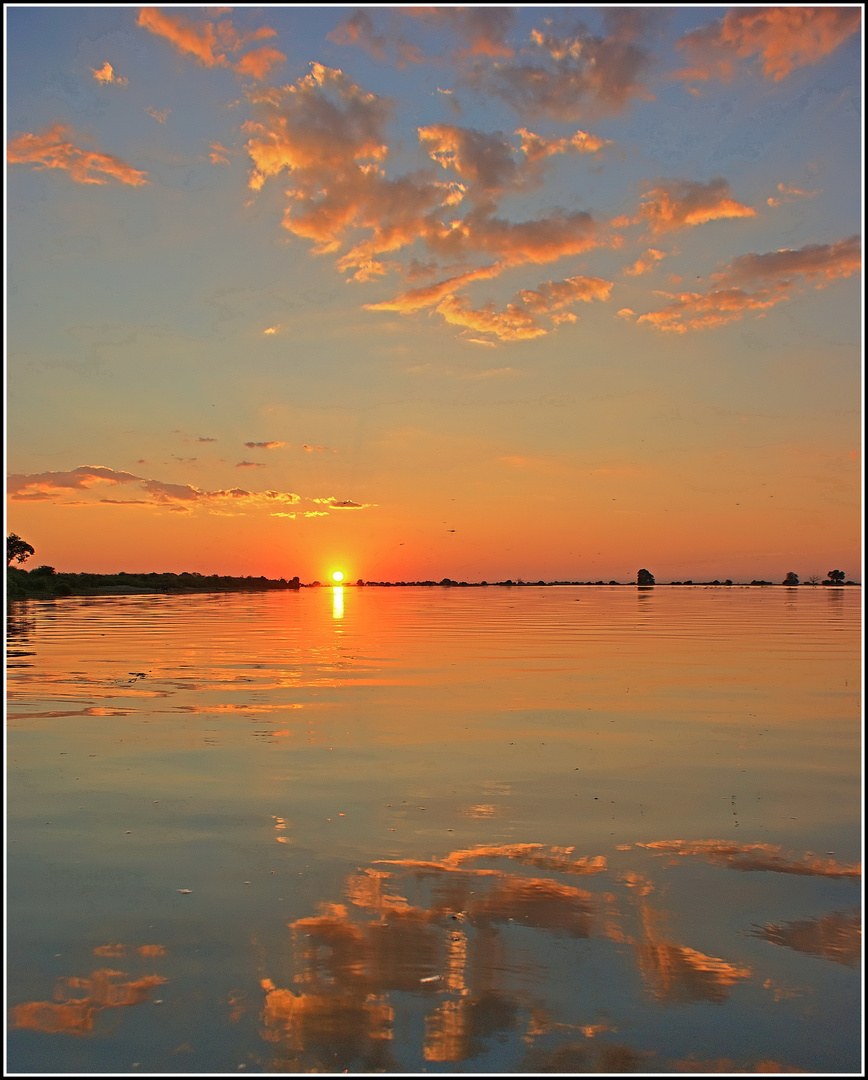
[6,568,860,603]
[6,566,301,601]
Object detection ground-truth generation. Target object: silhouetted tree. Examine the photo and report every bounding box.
[7,534,34,566]
[782,572,799,586]
[637,568,655,586]
[827,570,846,584]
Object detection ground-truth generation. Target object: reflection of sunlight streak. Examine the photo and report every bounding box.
[332,586,344,620]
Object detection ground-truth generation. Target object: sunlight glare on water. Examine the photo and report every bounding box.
[5,585,862,1073]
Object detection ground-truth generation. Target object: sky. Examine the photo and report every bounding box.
[4,4,863,584]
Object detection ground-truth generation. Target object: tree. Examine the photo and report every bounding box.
[637,568,655,586]
[7,534,34,566]
[827,570,846,584]
[782,572,799,586]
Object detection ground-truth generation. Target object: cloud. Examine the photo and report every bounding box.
[624,248,666,276]
[7,465,304,515]
[244,441,285,450]
[365,264,502,314]
[419,124,523,196]
[91,61,128,87]
[327,9,424,68]
[197,436,217,443]
[416,124,611,204]
[145,106,171,124]
[7,123,148,186]
[638,177,755,234]
[209,141,230,163]
[471,9,655,120]
[235,461,266,468]
[673,7,862,85]
[405,7,516,61]
[137,7,285,81]
[233,46,286,82]
[311,497,374,510]
[517,127,611,162]
[636,235,861,332]
[432,274,612,343]
[767,181,820,208]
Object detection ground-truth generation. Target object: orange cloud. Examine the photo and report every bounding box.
[91,61,128,87]
[674,7,862,85]
[6,465,304,515]
[638,177,754,234]
[145,106,171,123]
[419,124,522,195]
[435,296,547,341]
[767,181,820,208]
[517,127,611,162]
[7,123,148,186]
[515,275,613,312]
[637,233,862,333]
[417,123,611,202]
[623,248,666,276]
[365,265,501,314]
[244,441,285,449]
[138,6,224,66]
[233,45,286,82]
[432,273,612,343]
[137,6,285,81]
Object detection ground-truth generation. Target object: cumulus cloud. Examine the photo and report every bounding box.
[7,123,148,186]
[244,62,426,278]
[417,123,611,203]
[636,235,861,332]
[137,6,285,81]
[673,6,862,86]
[471,9,655,120]
[91,61,128,87]
[239,54,623,334]
[638,177,755,233]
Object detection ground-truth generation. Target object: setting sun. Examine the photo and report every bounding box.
[331,571,344,583]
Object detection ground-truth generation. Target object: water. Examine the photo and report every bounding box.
[5,585,862,1074]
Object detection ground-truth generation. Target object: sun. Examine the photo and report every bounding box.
[331,570,344,583]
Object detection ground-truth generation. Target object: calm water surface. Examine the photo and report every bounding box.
[6,586,862,1074]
